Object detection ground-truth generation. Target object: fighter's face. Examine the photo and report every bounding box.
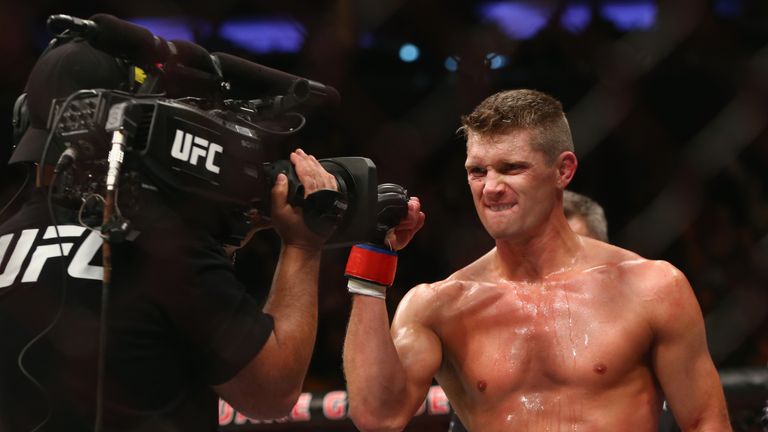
[465,130,561,241]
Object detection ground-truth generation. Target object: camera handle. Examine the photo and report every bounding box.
[264,160,348,237]
[264,159,305,207]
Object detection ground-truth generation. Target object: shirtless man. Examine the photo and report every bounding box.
[448,189,611,432]
[343,89,730,431]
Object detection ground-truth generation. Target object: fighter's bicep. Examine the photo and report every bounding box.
[392,321,442,382]
[390,288,443,403]
[390,320,443,414]
[649,269,727,428]
[651,291,710,393]
[650,269,708,365]
[653,315,727,428]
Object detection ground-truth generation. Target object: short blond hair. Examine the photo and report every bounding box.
[459,89,574,164]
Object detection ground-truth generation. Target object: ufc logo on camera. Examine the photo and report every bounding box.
[170,129,223,175]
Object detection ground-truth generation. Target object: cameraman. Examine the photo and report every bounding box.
[0,38,335,431]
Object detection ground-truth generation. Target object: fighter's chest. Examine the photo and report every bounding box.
[437,286,651,393]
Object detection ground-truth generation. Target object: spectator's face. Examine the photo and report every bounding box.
[465,129,559,241]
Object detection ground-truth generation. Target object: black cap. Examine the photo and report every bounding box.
[9,38,127,165]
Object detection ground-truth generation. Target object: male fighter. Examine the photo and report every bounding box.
[343,89,731,431]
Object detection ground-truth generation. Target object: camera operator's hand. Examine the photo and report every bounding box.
[271,149,338,249]
[384,197,425,251]
[216,148,335,418]
[292,149,338,196]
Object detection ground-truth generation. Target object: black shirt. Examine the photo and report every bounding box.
[0,189,274,431]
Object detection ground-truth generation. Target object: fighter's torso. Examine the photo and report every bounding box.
[430,257,663,431]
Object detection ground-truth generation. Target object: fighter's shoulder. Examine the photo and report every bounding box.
[597,245,690,294]
[395,277,470,323]
[611,256,701,326]
[396,250,495,320]
[629,259,691,297]
[400,278,463,305]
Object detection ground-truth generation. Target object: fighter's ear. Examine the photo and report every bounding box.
[555,151,577,189]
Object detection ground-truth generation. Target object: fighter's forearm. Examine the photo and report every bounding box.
[344,296,412,431]
[674,396,732,432]
[681,422,732,432]
[679,413,732,432]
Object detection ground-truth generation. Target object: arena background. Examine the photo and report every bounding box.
[1,0,767,430]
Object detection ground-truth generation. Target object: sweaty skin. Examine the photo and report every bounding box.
[397,242,703,431]
[344,129,730,432]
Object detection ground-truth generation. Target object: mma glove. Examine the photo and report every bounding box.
[345,184,408,300]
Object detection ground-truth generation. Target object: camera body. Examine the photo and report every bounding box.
[47,90,384,247]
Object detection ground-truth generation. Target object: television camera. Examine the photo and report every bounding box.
[42,14,408,247]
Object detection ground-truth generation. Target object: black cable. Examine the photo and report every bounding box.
[235,111,306,135]
[16,173,67,432]
[93,271,110,432]
[94,111,129,432]
[17,88,96,432]
[31,87,161,432]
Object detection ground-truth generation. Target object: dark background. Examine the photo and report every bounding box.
[1,0,767,430]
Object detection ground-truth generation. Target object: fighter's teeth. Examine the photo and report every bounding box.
[489,204,513,211]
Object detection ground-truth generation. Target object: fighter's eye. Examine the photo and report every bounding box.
[467,167,486,177]
[498,163,528,174]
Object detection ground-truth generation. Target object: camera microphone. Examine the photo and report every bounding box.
[46,14,166,65]
[46,14,204,68]
[88,14,172,66]
[44,14,337,107]
[47,14,99,37]
[170,40,219,74]
[213,52,341,106]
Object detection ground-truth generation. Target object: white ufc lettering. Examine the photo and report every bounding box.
[22,243,74,283]
[170,129,223,174]
[0,226,104,289]
[0,230,38,288]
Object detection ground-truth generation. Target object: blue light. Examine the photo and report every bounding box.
[560,3,592,34]
[477,1,552,40]
[486,53,508,70]
[713,0,743,18]
[129,17,197,42]
[601,1,656,31]
[478,1,656,38]
[219,18,305,54]
[444,56,459,72]
[399,43,420,62]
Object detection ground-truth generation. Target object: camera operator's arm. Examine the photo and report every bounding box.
[214,149,336,419]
